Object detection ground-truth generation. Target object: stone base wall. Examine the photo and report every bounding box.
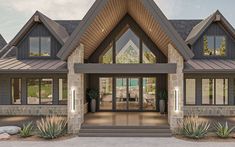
[0,105,67,116]
[184,106,235,116]
[84,103,88,114]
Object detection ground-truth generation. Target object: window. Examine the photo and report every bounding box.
[143,43,156,63]
[143,77,156,110]
[29,37,51,57]
[27,78,53,104]
[215,79,228,105]
[202,79,228,105]
[204,36,226,56]
[11,78,22,104]
[116,28,140,64]
[100,43,113,64]
[185,79,196,105]
[40,79,53,104]
[99,78,113,110]
[59,78,68,105]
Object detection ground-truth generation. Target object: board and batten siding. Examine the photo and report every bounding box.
[17,23,62,59]
[192,22,235,59]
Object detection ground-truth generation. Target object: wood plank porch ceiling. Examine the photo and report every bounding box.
[80,0,171,59]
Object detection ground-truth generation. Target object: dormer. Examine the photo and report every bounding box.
[8,11,69,59]
[186,10,235,59]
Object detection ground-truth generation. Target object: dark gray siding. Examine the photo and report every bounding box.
[0,74,66,105]
[17,23,62,59]
[192,22,235,59]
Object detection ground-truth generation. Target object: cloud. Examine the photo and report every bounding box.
[3,0,96,19]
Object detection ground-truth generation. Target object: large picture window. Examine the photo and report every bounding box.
[202,79,228,105]
[29,37,51,57]
[27,79,53,104]
[204,36,226,56]
[185,79,196,105]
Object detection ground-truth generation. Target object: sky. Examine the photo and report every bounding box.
[0,0,234,42]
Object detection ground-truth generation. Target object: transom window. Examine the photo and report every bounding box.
[203,36,226,56]
[100,27,156,64]
[29,37,51,57]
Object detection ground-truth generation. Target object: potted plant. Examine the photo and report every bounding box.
[87,89,99,113]
[158,90,167,114]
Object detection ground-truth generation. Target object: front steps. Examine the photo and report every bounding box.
[78,125,172,137]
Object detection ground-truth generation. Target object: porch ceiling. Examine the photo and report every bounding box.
[80,0,183,59]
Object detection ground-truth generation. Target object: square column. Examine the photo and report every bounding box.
[168,44,184,132]
[67,44,85,134]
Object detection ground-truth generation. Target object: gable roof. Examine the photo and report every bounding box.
[186,10,235,45]
[57,0,194,60]
[170,20,202,40]
[0,34,7,50]
[9,11,69,47]
[55,20,81,35]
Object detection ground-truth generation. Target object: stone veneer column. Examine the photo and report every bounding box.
[67,44,84,134]
[168,44,184,132]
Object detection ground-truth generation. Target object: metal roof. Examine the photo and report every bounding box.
[55,20,81,35]
[184,59,235,73]
[0,58,67,73]
[0,34,7,50]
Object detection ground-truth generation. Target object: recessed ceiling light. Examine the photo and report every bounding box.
[102,29,105,32]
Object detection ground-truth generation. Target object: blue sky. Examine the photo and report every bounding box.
[0,0,234,42]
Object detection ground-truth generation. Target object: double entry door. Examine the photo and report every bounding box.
[116,78,140,111]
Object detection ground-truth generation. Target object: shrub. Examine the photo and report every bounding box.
[181,116,210,139]
[214,122,235,138]
[36,116,67,139]
[19,122,34,138]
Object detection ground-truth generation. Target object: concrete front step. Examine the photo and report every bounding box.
[79,125,172,137]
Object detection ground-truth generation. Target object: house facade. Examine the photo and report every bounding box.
[0,0,235,134]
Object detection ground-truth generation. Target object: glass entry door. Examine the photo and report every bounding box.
[116,78,140,111]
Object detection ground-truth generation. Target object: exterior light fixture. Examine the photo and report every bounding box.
[71,89,76,113]
[175,87,179,112]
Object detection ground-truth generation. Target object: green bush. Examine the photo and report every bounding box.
[214,122,235,138]
[36,116,67,139]
[19,122,34,138]
[181,116,210,139]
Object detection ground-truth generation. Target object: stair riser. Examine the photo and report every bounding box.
[78,133,172,137]
[80,129,171,133]
[81,126,170,130]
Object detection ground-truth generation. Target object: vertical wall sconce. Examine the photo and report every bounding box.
[175,87,179,112]
[71,89,76,113]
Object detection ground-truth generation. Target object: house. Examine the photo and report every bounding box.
[0,0,235,135]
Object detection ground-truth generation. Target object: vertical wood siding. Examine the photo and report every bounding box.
[192,22,235,59]
[17,23,62,59]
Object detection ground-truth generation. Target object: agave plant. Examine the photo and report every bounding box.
[214,122,235,138]
[19,122,34,138]
[181,116,210,139]
[36,116,67,139]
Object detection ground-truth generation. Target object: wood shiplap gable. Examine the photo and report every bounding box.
[17,23,62,59]
[192,22,235,59]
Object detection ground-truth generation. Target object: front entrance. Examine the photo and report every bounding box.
[98,76,166,112]
[116,78,140,111]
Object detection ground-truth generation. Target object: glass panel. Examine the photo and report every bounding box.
[185,79,196,105]
[143,77,156,110]
[27,79,40,104]
[215,36,226,56]
[216,79,228,105]
[204,36,214,56]
[100,44,113,64]
[143,43,156,63]
[41,79,53,104]
[11,78,21,104]
[59,79,67,105]
[99,78,113,110]
[202,79,214,105]
[116,78,127,110]
[128,78,140,110]
[116,28,140,64]
[40,37,51,56]
[29,37,40,56]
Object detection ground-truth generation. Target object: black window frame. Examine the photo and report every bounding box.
[29,36,51,58]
